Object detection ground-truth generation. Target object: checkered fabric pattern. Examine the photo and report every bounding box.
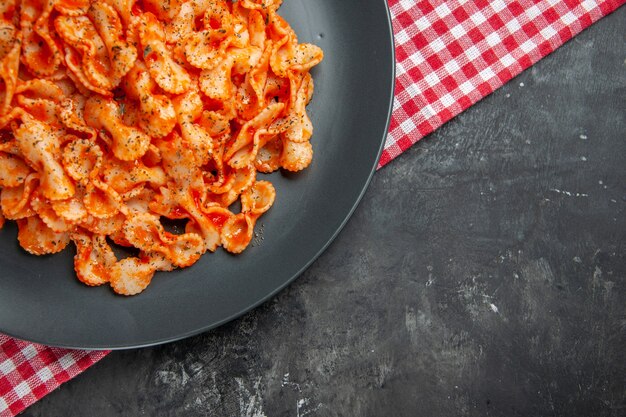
[380,0,624,167]
[0,336,108,416]
[1,0,623,415]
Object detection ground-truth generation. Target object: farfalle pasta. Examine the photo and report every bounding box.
[0,0,323,295]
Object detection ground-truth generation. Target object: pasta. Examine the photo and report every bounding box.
[0,0,323,295]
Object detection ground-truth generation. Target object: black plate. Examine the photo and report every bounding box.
[0,0,395,349]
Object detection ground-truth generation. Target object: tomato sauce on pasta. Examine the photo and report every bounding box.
[0,0,322,295]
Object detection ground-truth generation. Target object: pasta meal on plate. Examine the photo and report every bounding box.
[0,0,323,295]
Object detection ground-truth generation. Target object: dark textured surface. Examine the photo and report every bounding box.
[24,7,626,417]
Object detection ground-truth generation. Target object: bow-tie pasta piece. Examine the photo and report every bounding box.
[156,132,200,185]
[14,114,75,201]
[220,212,253,254]
[0,173,38,220]
[20,0,62,77]
[17,215,70,255]
[87,3,137,79]
[30,191,73,232]
[280,139,313,173]
[138,12,191,94]
[123,62,177,138]
[83,177,123,219]
[255,135,283,173]
[109,257,156,296]
[183,0,233,70]
[278,72,315,172]
[185,204,232,240]
[206,165,255,207]
[0,152,31,188]
[225,101,284,169]
[101,157,167,197]
[61,144,120,222]
[0,21,20,117]
[51,187,89,224]
[55,3,136,93]
[61,139,103,183]
[156,134,222,251]
[62,46,112,97]
[199,56,235,101]
[241,179,275,215]
[84,96,151,161]
[72,231,117,286]
[123,213,204,268]
[58,96,98,140]
[78,212,126,236]
[171,90,214,166]
[15,97,58,126]
[221,180,275,254]
[236,43,272,120]
[122,186,157,214]
[283,73,314,143]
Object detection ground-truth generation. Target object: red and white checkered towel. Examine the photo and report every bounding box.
[0,338,107,415]
[1,0,624,415]
[380,0,624,167]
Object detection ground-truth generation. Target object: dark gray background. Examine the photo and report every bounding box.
[24,6,625,417]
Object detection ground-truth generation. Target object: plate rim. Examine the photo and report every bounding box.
[0,0,396,350]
